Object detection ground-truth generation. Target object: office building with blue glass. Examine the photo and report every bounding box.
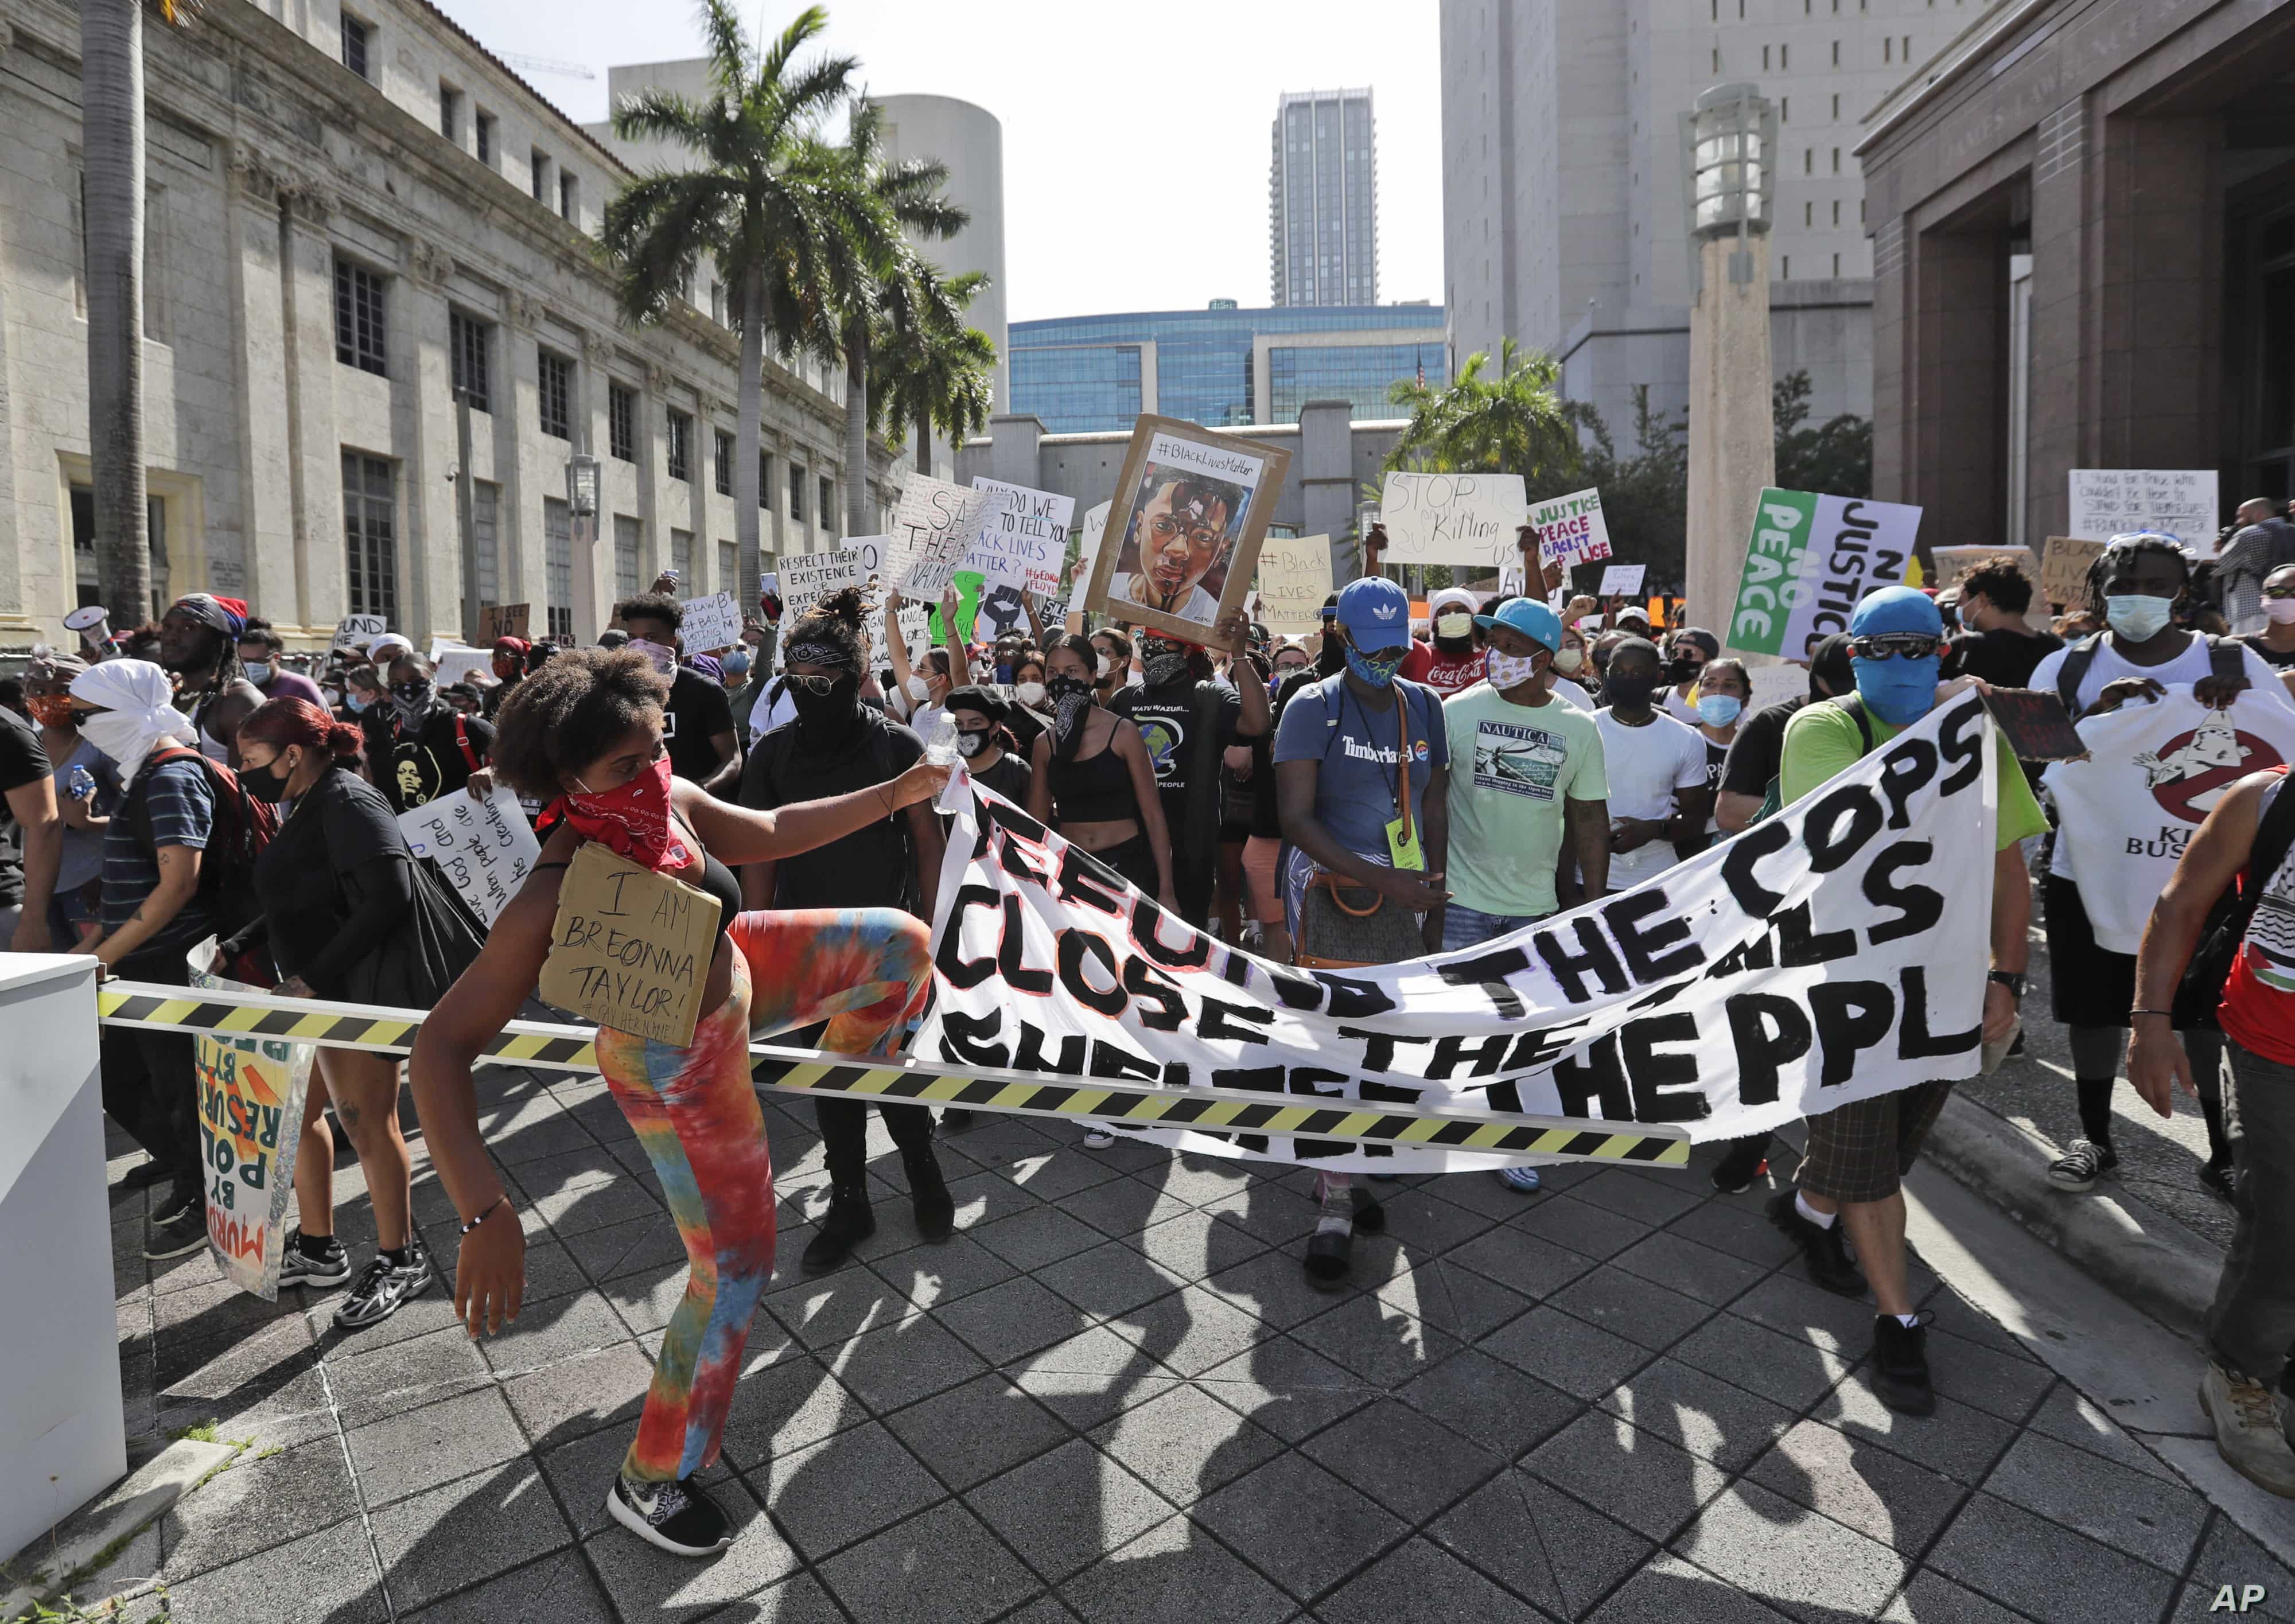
[1008,303,1448,434]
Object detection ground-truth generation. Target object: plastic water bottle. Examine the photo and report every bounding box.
[68,765,96,802]
[921,712,960,768]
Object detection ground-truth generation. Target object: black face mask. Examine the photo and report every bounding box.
[790,673,861,743]
[1142,645,1189,689]
[242,753,294,804]
[1605,671,1660,708]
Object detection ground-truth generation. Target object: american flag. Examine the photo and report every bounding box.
[1416,357,1426,388]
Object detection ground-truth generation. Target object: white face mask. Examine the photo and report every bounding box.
[1485,648,1544,691]
[1553,648,1587,675]
[905,674,931,703]
[1435,613,1473,641]
[2267,598,2295,625]
[1095,653,1117,679]
[1015,680,1047,706]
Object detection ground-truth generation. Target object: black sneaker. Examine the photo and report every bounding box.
[122,1157,172,1190]
[2048,1139,2118,1192]
[2200,1160,2240,1204]
[606,1473,734,1557]
[144,1198,208,1261]
[1767,1190,1868,1297]
[1870,1312,1936,1416]
[1710,1136,1772,1195]
[332,1248,434,1330]
[277,1232,352,1290]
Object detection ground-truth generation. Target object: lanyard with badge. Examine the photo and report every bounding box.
[1343,685,1425,871]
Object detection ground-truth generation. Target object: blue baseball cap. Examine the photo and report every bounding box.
[1336,576,1414,653]
[1847,584,1943,638]
[1474,597,1562,652]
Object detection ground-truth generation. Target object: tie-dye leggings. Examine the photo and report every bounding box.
[597,906,933,1483]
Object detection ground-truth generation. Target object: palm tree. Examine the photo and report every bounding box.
[81,0,199,618]
[872,262,995,485]
[604,0,877,607]
[1383,338,1580,486]
[824,99,968,536]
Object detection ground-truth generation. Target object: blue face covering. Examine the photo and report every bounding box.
[2105,594,2175,642]
[1695,694,1744,728]
[1851,655,1939,727]
[1344,645,1407,687]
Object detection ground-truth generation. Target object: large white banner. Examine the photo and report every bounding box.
[920,696,2000,1173]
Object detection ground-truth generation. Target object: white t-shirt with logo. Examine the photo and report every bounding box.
[1593,707,1709,885]
[2028,634,2290,719]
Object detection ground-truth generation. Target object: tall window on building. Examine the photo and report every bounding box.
[544,499,574,638]
[718,540,736,593]
[69,488,168,616]
[608,384,635,462]
[475,111,495,164]
[714,430,734,496]
[472,480,500,606]
[758,453,772,509]
[439,84,460,141]
[530,150,549,204]
[333,259,387,376]
[449,311,491,411]
[818,474,833,529]
[538,350,571,441]
[340,13,370,78]
[788,464,805,524]
[666,408,692,482]
[614,516,641,597]
[671,529,693,586]
[558,172,578,224]
[342,451,396,622]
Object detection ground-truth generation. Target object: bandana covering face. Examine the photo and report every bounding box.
[390,679,437,729]
[1047,675,1096,762]
[551,755,690,873]
[1484,648,1544,691]
[626,638,678,677]
[68,659,198,780]
[1142,646,1189,688]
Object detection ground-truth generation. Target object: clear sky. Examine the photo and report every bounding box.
[428,0,1445,324]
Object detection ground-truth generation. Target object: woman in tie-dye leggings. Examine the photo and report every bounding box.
[410,648,946,1560]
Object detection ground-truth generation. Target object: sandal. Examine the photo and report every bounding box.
[1304,1228,1353,1289]
[1350,1187,1386,1235]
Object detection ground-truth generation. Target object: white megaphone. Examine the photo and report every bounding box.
[63,604,112,654]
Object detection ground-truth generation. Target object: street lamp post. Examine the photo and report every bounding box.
[1679,84,1780,645]
[567,453,601,645]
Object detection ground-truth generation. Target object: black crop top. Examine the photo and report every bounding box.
[1049,741,1139,826]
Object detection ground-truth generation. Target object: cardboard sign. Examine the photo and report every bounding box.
[1254,533,1333,635]
[679,591,742,655]
[192,968,314,1301]
[1379,472,1528,567]
[2069,469,2220,558]
[479,603,530,642]
[1083,415,1291,645]
[536,843,723,1047]
[331,614,387,653]
[1529,487,1612,567]
[2040,535,2106,610]
[968,478,1073,596]
[1981,688,2088,762]
[777,549,868,628]
[1599,563,1646,598]
[892,474,1001,597]
[1747,661,1806,716]
[396,785,540,927]
[1726,488,1924,659]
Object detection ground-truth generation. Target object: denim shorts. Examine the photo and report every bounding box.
[1441,903,1546,953]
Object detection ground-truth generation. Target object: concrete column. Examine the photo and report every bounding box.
[986,413,1044,488]
[1909,229,2007,555]
[2024,98,2086,541]
[1687,232,1776,635]
[1870,217,1909,508]
[1296,399,1355,579]
[221,149,295,625]
[399,246,458,641]
[496,292,542,609]
[2092,115,2218,474]
[571,330,613,641]
[279,186,345,630]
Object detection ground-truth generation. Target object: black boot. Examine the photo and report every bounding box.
[905,1146,955,1242]
[801,1181,876,1273]
[1870,1313,1936,1416]
[1766,1190,1867,1297]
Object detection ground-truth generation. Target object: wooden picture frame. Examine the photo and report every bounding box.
[1082,415,1293,648]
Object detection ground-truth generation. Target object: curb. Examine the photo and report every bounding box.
[1923,1091,2220,1337]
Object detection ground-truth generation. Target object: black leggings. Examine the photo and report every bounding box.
[2068,1024,2230,1163]
[99,948,203,1200]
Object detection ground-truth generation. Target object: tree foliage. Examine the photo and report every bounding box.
[1772,369,1873,499]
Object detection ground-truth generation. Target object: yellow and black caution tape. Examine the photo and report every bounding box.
[98,981,1690,1166]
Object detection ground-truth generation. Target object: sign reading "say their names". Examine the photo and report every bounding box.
[893,474,1002,597]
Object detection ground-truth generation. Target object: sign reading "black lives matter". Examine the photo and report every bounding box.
[919,696,2002,1174]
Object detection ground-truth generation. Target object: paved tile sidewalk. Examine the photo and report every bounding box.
[89,1064,2292,1623]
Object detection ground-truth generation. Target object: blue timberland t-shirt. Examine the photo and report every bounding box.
[1272,673,1449,861]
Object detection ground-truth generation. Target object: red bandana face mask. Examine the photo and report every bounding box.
[550,755,690,873]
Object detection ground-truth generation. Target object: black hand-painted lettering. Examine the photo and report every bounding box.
[997,894,1054,994]
[1311,973,1397,1020]
[1013,1022,1087,1075]
[936,884,1000,989]
[1552,1033,1633,1120]
[1437,945,1532,1017]
[939,1008,1009,1068]
[1721,820,1794,919]
[1131,895,1213,971]
[1725,993,1811,1106]
[1897,965,1980,1058]
[1864,842,1944,944]
[1425,1031,1514,1081]
[1874,737,1938,829]
[1055,844,1126,915]
[1808,980,1895,1088]
[1803,784,1884,874]
[1200,999,1277,1045]
[1122,956,1188,1030]
[1937,696,1985,795]
[1338,1026,1434,1073]
[1773,899,1858,967]
[1534,917,1632,1003]
[1619,1011,1709,1123]
[1603,889,1705,983]
[1055,929,1129,1017]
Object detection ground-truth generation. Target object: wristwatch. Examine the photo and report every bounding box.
[1987,971,2026,1000]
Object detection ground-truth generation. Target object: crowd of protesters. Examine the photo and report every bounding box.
[3,517,2293,1554]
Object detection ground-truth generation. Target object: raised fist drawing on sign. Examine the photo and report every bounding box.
[979,583,1029,638]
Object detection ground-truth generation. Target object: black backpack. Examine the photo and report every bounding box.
[122,745,279,972]
[2054,633,2245,720]
[2174,766,2295,1029]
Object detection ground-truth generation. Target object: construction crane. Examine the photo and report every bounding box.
[497,51,594,81]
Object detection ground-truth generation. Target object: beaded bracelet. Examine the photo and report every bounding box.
[460,1195,510,1236]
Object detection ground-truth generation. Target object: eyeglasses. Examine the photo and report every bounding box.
[1149,513,1223,550]
[1849,633,1942,661]
[783,672,843,695]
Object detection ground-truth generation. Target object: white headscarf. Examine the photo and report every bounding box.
[68,659,197,781]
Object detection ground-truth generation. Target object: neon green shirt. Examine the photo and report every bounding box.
[1779,700,2045,849]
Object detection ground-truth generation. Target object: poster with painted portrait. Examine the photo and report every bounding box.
[1083,415,1292,647]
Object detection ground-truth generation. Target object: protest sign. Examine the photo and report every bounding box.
[1255,533,1334,634]
[1084,415,1290,645]
[679,591,742,655]
[479,603,530,642]
[1746,661,1804,715]
[2045,692,2295,951]
[2040,535,2106,610]
[331,614,386,653]
[1379,472,1528,567]
[778,548,868,628]
[1600,563,1646,598]
[1725,489,1924,659]
[428,643,492,689]
[920,693,1998,1173]
[892,474,1001,597]
[1529,487,1612,568]
[1980,690,2086,763]
[537,843,723,1047]
[192,967,314,1300]
[2069,469,2220,556]
[396,785,541,927]
[969,478,1073,596]
[975,579,1032,642]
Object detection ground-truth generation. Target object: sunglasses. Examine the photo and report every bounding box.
[1849,633,1942,661]
[783,672,843,695]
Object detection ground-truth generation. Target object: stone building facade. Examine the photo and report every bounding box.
[0,0,892,650]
